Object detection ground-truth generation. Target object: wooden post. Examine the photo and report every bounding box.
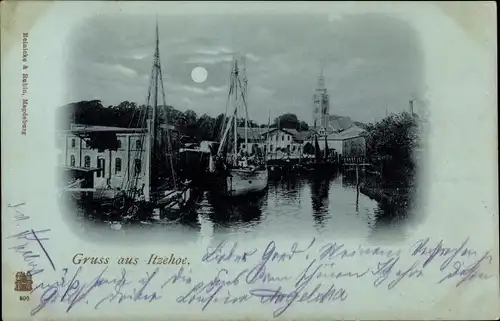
[356,163,359,186]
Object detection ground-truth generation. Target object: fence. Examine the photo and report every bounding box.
[341,156,367,164]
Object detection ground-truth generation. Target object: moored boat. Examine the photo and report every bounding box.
[71,22,199,219]
[209,57,268,197]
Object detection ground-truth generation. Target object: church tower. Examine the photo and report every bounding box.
[312,61,330,132]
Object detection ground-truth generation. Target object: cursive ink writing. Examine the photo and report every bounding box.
[411,237,477,270]
[371,257,424,289]
[95,267,161,308]
[319,241,402,261]
[31,267,161,315]
[7,202,55,276]
[202,240,257,264]
[251,283,347,317]
[261,239,315,263]
[31,266,105,315]
[251,266,348,318]
[20,236,494,318]
[296,259,369,285]
[437,251,494,287]
[9,202,30,221]
[175,268,251,310]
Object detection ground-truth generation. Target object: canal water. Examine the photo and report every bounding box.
[73,170,412,243]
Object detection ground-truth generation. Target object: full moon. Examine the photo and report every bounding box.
[191,66,208,83]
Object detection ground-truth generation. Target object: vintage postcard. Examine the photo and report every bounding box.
[1,1,498,320]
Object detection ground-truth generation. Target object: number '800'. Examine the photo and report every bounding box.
[19,296,30,301]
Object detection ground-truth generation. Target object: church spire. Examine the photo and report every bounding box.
[313,59,330,130]
[317,59,325,89]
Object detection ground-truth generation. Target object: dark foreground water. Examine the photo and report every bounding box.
[73,171,413,243]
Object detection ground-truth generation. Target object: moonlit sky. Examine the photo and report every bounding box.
[66,14,423,125]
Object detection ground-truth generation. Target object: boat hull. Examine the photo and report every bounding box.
[227,169,268,196]
[157,188,192,209]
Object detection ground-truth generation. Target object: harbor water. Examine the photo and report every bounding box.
[73,170,413,244]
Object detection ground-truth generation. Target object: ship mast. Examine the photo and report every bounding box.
[233,60,239,166]
[148,19,177,198]
[266,109,271,160]
[150,21,160,194]
[242,56,248,154]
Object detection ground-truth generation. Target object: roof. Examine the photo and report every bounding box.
[260,127,309,142]
[236,127,268,140]
[294,130,315,141]
[59,166,101,172]
[326,126,366,140]
[282,129,316,142]
[60,124,147,135]
[282,128,299,137]
[328,115,354,131]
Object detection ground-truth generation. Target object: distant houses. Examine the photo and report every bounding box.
[236,127,268,154]
[235,121,366,159]
[309,116,366,158]
[261,128,311,158]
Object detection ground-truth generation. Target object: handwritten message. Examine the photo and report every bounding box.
[7,203,55,276]
[24,237,494,318]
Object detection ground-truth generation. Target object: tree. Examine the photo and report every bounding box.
[183,110,198,126]
[159,105,183,126]
[236,118,259,128]
[196,114,216,140]
[57,100,265,141]
[365,112,420,187]
[274,113,299,130]
[299,121,309,131]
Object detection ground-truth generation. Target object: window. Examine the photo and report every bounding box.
[282,136,284,141]
[134,159,141,174]
[115,158,122,174]
[85,141,89,148]
[71,139,76,148]
[292,145,296,152]
[270,145,273,152]
[117,139,122,149]
[135,140,142,150]
[97,158,105,178]
[84,156,90,168]
[70,155,75,166]
[288,135,290,141]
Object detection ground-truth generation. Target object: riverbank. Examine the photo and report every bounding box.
[359,183,413,209]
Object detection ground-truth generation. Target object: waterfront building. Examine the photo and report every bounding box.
[261,127,312,159]
[57,123,180,194]
[236,127,268,154]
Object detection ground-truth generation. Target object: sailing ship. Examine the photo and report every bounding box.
[125,22,196,215]
[67,22,197,217]
[209,57,269,197]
